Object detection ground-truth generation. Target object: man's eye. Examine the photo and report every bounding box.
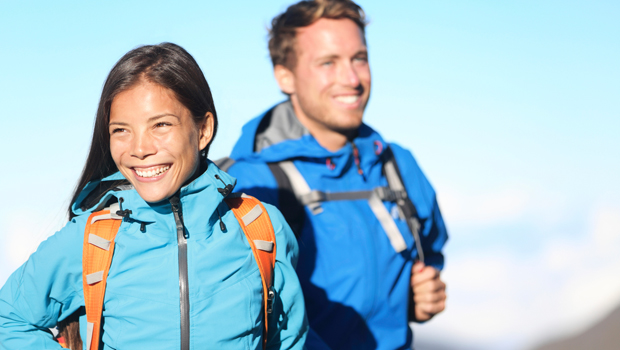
[353,56,368,63]
[321,61,334,67]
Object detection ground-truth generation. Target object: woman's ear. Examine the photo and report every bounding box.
[198,112,215,152]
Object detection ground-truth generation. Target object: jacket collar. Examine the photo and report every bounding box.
[230,100,389,176]
[71,159,236,223]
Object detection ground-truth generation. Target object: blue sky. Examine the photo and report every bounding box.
[1,1,619,349]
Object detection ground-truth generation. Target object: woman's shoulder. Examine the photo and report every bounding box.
[38,214,89,254]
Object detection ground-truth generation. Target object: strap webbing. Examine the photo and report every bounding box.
[297,186,408,206]
[82,204,122,350]
[224,195,276,350]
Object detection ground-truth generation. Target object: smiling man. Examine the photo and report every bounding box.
[221,0,448,349]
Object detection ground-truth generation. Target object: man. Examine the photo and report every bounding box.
[222,0,447,348]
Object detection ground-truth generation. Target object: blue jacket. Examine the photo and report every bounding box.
[0,160,308,349]
[226,101,448,350]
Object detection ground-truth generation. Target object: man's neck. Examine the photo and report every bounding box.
[290,98,354,152]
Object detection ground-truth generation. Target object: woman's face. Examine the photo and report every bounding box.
[109,81,213,203]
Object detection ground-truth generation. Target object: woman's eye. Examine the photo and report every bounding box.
[111,128,126,134]
[154,122,172,128]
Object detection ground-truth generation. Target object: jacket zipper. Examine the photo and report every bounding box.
[170,194,190,350]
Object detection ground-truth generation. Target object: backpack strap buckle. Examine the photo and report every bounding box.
[373,186,408,203]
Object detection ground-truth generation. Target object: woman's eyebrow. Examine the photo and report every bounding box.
[109,114,180,126]
[147,113,180,123]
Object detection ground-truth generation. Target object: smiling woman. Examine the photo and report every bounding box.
[0,43,307,350]
[108,82,213,203]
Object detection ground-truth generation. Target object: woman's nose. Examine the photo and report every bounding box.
[130,132,156,159]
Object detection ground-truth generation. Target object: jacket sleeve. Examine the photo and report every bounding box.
[263,204,308,350]
[390,144,449,271]
[0,216,86,349]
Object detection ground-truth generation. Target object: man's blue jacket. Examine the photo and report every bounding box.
[226,101,448,350]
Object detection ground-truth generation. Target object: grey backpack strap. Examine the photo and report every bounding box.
[277,161,323,215]
[383,146,425,263]
[267,162,306,238]
[214,157,236,172]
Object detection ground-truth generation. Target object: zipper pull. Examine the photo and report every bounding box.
[169,194,188,239]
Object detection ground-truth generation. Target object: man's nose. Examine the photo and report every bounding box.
[130,132,156,159]
[338,62,361,87]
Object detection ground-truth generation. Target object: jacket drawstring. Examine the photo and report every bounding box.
[351,142,364,176]
[116,197,133,218]
[214,175,231,231]
[214,174,233,197]
[217,208,227,231]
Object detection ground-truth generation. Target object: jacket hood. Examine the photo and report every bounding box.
[71,159,236,223]
[230,100,390,175]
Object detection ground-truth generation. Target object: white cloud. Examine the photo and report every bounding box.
[590,204,620,252]
[412,199,620,350]
[439,187,531,227]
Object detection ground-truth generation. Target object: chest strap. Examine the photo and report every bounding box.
[274,147,424,260]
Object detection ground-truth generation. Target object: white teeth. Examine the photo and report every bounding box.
[335,95,359,104]
[135,165,170,178]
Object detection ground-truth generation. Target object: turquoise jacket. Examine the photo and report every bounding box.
[0,160,308,349]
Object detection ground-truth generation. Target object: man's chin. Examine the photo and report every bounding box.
[331,114,364,133]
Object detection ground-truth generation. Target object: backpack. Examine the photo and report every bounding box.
[216,146,425,261]
[57,194,276,350]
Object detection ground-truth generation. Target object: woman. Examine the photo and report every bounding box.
[0,43,307,349]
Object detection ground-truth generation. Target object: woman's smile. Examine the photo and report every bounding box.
[132,164,172,180]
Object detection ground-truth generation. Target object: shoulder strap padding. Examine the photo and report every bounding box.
[382,146,425,263]
[224,195,277,350]
[82,203,122,350]
[267,162,305,238]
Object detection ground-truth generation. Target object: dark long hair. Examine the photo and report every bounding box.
[68,43,218,219]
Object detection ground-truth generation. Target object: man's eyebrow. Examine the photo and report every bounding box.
[314,49,368,62]
[315,54,339,62]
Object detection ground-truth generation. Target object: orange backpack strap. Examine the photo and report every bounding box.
[81,203,123,350]
[224,194,277,350]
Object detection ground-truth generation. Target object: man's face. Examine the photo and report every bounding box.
[287,18,371,137]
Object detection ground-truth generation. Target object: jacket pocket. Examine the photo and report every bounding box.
[190,269,263,349]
